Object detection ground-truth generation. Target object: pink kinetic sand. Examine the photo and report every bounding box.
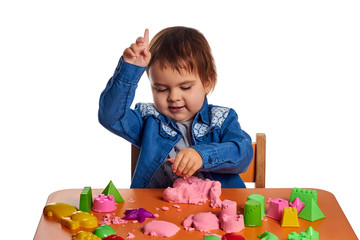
[125,232,135,239]
[219,200,244,232]
[161,206,169,211]
[220,214,244,233]
[143,220,180,237]
[163,176,222,208]
[220,200,237,217]
[183,212,219,232]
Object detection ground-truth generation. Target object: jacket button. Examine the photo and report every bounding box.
[208,157,212,164]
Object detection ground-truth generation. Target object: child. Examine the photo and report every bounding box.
[99,27,253,188]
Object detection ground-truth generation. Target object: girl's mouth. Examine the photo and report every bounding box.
[169,106,185,113]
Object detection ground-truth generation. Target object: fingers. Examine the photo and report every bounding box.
[136,37,144,45]
[172,154,189,176]
[172,148,203,179]
[123,29,151,66]
[134,29,149,47]
[123,47,136,60]
[144,28,149,46]
[182,162,197,179]
[173,158,198,179]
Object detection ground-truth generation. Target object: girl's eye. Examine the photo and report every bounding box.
[181,86,191,90]
[156,88,167,92]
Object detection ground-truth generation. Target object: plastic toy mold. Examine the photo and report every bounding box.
[247,194,265,218]
[122,208,156,223]
[72,231,101,240]
[266,198,289,220]
[290,188,325,222]
[43,202,78,220]
[103,235,125,240]
[258,231,279,240]
[289,197,305,214]
[222,233,245,240]
[102,180,124,203]
[61,211,98,230]
[92,194,116,213]
[79,186,93,213]
[288,226,319,240]
[93,225,117,239]
[281,207,299,227]
[244,200,262,227]
[203,235,222,240]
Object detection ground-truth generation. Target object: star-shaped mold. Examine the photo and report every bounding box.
[122,208,155,223]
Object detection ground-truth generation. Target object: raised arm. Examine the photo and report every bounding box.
[98,29,151,146]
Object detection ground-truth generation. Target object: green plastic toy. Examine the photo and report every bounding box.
[258,231,279,240]
[288,226,319,240]
[79,187,92,213]
[102,180,124,203]
[290,188,325,222]
[247,194,265,218]
[202,235,222,240]
[244,199,262,227]
[93,225,116,239]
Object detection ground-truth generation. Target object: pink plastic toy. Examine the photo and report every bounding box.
[92,194,116,213]
[289,197,305,214]
[266,198,289,220]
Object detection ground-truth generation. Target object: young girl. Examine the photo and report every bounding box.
[99,27,253,188]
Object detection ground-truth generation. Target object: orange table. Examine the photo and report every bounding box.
[34,188,358,240]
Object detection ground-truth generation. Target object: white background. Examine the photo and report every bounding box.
[1,0,359,238]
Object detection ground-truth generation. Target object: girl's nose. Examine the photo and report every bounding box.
[168,89,181,102]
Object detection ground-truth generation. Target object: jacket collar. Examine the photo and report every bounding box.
[165,97,210,131]
[196,97,210,125]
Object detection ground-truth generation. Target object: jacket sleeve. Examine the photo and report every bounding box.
[190,109,253,174]
[98,57,147,146]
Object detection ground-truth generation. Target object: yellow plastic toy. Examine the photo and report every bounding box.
[281,207,300,227]
[61,211,98,230]
[43,202,78,220]
[72,231,102,240]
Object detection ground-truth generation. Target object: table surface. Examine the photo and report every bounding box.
[34,188,358,240]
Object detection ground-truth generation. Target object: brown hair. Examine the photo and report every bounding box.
[147,26,217,92]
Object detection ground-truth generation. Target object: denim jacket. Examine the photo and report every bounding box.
[99,57,253,188]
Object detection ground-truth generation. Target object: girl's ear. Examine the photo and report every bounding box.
[204,79,213,95]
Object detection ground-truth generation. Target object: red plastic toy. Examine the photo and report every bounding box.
[103,235,124,240]
[222,233,245,240]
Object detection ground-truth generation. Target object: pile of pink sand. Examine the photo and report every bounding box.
[182,200,245,233]
[163,176,222,208]
[143,220,180,237]
[183,212,219,232]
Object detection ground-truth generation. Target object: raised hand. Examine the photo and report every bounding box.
[123,29,151,67]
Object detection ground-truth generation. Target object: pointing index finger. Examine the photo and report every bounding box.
[144,28,150,47]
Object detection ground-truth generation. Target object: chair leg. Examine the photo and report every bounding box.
[255,133,266,188]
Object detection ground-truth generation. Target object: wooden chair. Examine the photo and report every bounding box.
[131,133,266,188]
[240,133,266,188]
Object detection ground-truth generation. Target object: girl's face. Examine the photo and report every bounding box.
[149,61,211,123]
